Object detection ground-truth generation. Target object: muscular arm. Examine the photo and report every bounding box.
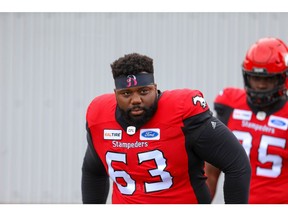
[205,102,235,200]
[81,124,110,204]
[184,111,251,204]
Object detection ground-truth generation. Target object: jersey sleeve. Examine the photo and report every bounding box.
[213,87,245,125]
[214,87,246,106]
[183,115,251,203]
[182,89,210,119]
[86,94,116,128]
[81,123,110,204]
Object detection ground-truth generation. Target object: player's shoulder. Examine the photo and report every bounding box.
[89,93,115,106]
[86,93,116,118]
[161,88,207,108]
[217,87,245,98]
[214,87,246,106]
[161,88,209,117]
[163,88,204,100]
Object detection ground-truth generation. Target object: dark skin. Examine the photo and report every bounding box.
[248,76,278,91]
[114,84,158,123]
[248,75,279,112]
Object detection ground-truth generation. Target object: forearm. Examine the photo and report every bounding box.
[82,169,110,204]
[81,128,111,204]
[221,148,251,204]
[223,169,250,204]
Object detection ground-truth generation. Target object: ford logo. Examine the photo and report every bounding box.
[271,119,286,126]
[141,131,158,138]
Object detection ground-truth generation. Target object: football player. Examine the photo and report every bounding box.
[206,37,288,204]
[82,53,251,204]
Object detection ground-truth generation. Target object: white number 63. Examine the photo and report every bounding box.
[106,150,173,195]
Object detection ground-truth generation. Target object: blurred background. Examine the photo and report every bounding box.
[1,12,288,204]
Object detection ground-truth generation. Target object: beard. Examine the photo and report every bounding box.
[118,98,158,127]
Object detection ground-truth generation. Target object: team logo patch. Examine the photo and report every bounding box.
[232,109,252,121]
[126,126,136,135]
[192,95,207,108]
[104,129,122,140]
[140,128,160,140]
[126,75,137,88]
[268,115,288,130]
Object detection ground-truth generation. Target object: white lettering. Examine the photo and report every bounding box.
[112,141,149,149]
[241,121,275,134]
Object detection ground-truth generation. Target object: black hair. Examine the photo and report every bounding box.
[111,53,154,79]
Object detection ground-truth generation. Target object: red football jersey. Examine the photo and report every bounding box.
[214,87,288,204]
[86,89,210,204]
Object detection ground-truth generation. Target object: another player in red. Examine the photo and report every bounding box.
[206,37,288,204]
[81,53,251,204]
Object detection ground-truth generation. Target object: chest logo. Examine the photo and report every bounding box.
[104,129,122,140]
[127,126,136,135]
[232,109,252,121]
[268,115,288,130]
[140,129,160,140]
